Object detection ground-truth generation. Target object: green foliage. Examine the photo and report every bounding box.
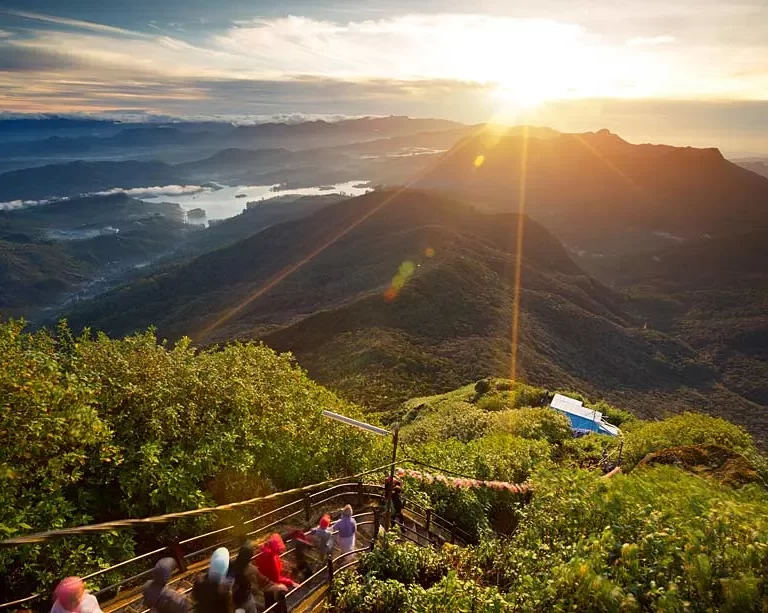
[332,542,511,613]
[623,412,755,468]
[0,320,383,602]
[492,408,573,444]
[360,532,449,588]
[401,405,493,444]
[455,466,768,611]
[559,433,620,468]
[475,381,547,413]
[589,400,636,427]
[402,436,551,539]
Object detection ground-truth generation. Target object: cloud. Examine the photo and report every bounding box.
[0,45,85,71]
[4,9,153,38]
[627,35,676,46]
[0,185,206,211]
[0,196,62,210]
[91,185,206,198]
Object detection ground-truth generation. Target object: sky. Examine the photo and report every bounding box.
[1,0,767,153]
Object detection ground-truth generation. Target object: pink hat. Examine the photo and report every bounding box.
[54,577,85,612]
[319,514,331,529]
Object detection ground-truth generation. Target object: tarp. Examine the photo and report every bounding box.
[550,393,621,437]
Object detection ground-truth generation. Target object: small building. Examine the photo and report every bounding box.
[550,393,621,437]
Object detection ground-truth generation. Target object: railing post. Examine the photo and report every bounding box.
[357,479,364,508]
[167,541,187,573]
[425,509,433,548]
[372,508,380,549]
[303,494,311,525]
[617,440,624,467]
[276,590,288,613]
[326,554,335,606]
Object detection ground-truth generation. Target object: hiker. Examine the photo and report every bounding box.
[228,543,258,613]
[142,558,189,613]
[290,530,314,582]
[334,505,357,553]
[192,547,234,613]
[51,577,103,613]
[385,476,405,525]
[254,534,297,608]
[311,514,334,557]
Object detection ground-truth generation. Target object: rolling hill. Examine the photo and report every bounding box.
[64,189,767,439]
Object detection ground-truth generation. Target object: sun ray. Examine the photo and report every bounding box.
[195,123,497,343]
[510,125,529,383]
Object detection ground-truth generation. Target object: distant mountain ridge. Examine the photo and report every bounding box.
[417,128,768,254]
[0,116,465,158]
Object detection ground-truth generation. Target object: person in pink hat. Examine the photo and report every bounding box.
[51,577,102,613]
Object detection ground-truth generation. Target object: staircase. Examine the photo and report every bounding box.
[91,483,468,613]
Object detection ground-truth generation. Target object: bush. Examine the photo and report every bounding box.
[559,433,620,467]
[463,466,768,611]
[333,544,511,613]
[401,406,493,444]
[623,412,755,468]
[332,573,410,613]
[360,532,449,588]
[492,408,572,444]
[590,400,636,427]
[0,320,384,602]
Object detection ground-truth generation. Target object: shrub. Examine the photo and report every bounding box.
[476,393,509,412]
[492,408,573,444]
[590,400,636,427]
[466,465,768,611]
[559,433,620,467]
[623,412,755,468]
[468,435,552,483]
[402,406,493,444]
[0,320,384,603]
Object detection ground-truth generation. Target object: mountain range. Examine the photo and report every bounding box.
[418,128,768,255]
[1,118,766,442]
[64,188,768,440]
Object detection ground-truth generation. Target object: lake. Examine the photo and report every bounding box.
[143,180,371,224]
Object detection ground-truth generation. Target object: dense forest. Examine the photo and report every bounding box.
[1,320,767,610]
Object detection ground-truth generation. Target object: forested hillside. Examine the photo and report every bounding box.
[63,189,768,440]
[2,323,766,610]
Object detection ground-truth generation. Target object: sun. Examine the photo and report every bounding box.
[492,81,564,109]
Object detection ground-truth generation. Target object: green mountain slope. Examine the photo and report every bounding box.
[63,189,765,438]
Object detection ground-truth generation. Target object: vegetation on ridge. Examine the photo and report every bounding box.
[1,320,767,610]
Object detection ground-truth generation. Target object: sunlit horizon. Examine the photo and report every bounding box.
[1,2,767,153]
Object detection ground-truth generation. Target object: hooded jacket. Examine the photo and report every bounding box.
[254,535,296,588]
[192,549,234,613]
[51,577,102,613]
[334,515,357,539]
[50,594,102,613]
[142,558,189,613]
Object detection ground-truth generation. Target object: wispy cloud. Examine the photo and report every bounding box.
[5,9,153,38]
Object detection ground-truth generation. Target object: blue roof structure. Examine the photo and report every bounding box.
[549,394,621,437]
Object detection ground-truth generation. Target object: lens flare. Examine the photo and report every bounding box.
[474,154,485,168]
[510,125,530,383]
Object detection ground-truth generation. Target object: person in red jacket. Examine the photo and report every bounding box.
[254,534,297,608]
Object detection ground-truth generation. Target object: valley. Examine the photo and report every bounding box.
[1,117,766,444]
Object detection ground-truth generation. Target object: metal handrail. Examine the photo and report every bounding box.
[1,465,472,611]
